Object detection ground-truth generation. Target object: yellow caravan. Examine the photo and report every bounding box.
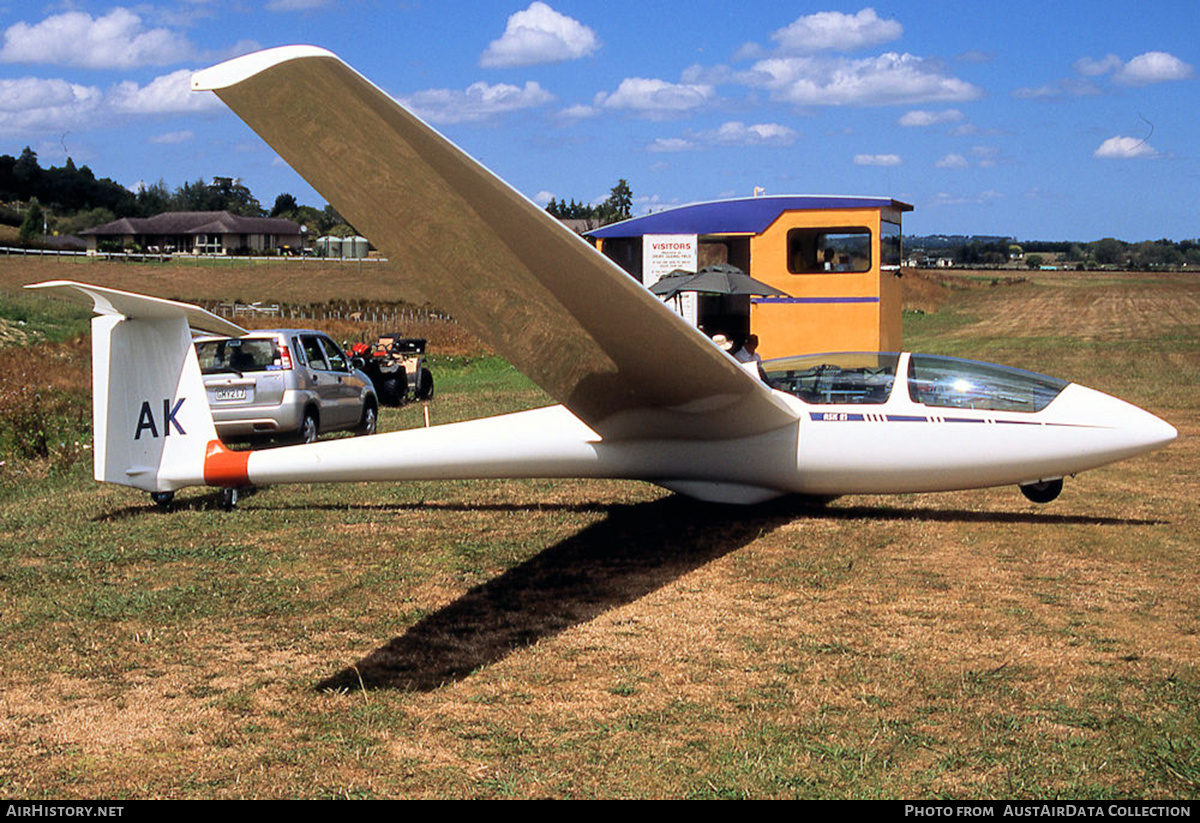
[588,195,912,359]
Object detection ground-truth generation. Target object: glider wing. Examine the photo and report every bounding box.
[193,47,797,440]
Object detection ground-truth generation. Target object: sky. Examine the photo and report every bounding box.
[0,1,1195,242]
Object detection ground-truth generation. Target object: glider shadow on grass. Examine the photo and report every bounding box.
[314,495,1162,691]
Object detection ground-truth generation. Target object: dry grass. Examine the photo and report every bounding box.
[0,253,432,306]
[0,261,1197,799]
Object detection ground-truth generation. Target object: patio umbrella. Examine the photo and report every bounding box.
[649,264,790,299]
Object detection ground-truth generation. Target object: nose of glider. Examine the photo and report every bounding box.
[1055,383,1177,459]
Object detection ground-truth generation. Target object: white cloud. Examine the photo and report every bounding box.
[647,137,695,153]
[400,81,554,124]
[595,77,714,119]
[771,8,902,54]
[1074,54,1123,77]
[647,121,797,153]
[854,153,901,166]
[970,145,1001,168]
[149,130,194,145]
[750,52,981,107]
[899,108,964,127]
[557,103,599,120]
[1025,51,1193,99]
[480,2,599,68]
[0,8,194,69]
[1114,51,1193,85]
[0,77,101,133]
[266,0,334,10]
[706,121,798,146]
[1093,135,1158,159]
[110,69,223,114]
[935,153,968,169]
[928,189,1002,207]
[1012,77,1102,100]
[0,66,233,136]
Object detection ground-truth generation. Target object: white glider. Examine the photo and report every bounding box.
[28,47,1176,507]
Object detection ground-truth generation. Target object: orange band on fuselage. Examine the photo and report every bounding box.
[204,440,250,487]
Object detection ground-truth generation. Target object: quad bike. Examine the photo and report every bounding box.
[350,333,434,406]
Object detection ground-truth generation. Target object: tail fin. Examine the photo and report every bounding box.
[25,281,246,493]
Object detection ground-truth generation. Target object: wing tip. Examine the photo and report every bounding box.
[192,45,338,92]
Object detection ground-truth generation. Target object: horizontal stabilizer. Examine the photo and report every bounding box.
[26,280,247,337]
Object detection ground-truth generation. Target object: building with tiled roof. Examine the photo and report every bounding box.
[80,211,303,255]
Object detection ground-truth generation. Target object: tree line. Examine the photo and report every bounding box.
[908,234,1200,271]
[544,179,632,226]
[0,146,355,244]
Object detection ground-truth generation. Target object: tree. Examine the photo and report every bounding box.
[209,176,263,216]
[1090,237,1127,267]
[56,206,115,235]
[135,179,172,216]
[601,179,632,223]
[19,199,43,245]
[270,192,298,217]
[1131,240,1183,270]
[545,180,634,225]
[13,146,40,199]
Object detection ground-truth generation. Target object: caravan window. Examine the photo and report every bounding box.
[788,228,871,274]
[881,221,902,270]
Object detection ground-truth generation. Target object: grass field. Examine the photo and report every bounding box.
[0,259,1197,799]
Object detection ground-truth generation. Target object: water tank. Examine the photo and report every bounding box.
[316,235,343,257]
[343,235,369,258]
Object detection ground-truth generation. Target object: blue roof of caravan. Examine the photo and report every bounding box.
[587,195,913,239]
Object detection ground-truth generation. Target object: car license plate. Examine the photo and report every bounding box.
[215,388,248,402]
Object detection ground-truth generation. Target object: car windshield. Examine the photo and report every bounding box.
[196,337,281,374]
[763,352,900,404]
[907,354,1068,412]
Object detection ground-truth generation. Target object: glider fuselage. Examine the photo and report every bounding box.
[194,351,1174,505]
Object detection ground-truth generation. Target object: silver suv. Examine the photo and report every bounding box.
[195,329,378,443]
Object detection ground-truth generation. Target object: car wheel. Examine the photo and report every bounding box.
[297,411,319,445]
[356,402,378,436]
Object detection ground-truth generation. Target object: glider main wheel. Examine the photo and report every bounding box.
[1020,478,1063,504]
[221,487,239,511]
[150,491,175,509]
